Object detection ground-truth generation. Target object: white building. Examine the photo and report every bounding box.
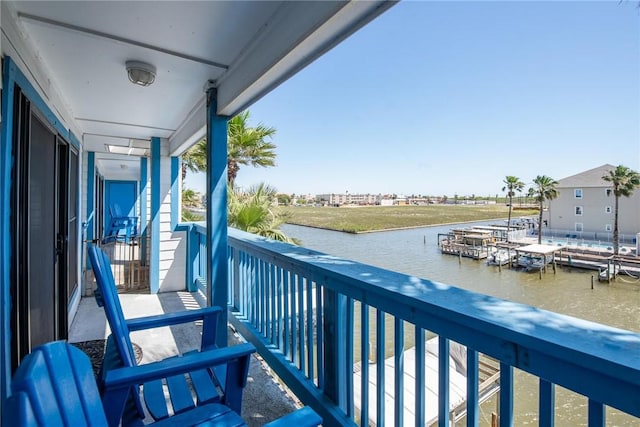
[316,193,380,206]
[547,164,640,240]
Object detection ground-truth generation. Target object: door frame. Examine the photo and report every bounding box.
[104,179,138,238]
[1,57,82,410]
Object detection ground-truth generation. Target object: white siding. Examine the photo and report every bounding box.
[156,142,186,292]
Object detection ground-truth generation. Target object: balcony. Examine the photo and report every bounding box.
[2,2,639,425]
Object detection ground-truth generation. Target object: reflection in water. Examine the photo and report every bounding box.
[282,222,640,425]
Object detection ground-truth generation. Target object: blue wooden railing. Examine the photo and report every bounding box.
[190,226,640,426]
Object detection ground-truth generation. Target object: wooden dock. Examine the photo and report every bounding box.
[440,242,488,259]
[556,250,640,281]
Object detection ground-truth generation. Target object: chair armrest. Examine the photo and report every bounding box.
[263,407,322,427]
[126,306,222,330]
[103,343,255,389]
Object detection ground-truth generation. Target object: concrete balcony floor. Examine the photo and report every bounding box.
[69,291,300,426]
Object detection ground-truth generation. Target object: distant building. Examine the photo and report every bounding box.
[547,164,640,238]
[316,193,380,206]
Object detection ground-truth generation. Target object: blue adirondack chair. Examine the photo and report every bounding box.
[87,244,252,423]
[104,204,138,243]
[7,341,322,427]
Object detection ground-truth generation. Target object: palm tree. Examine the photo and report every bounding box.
[530,175,559,244]
[227,110,276,186]
[502,176,525,242]
[181,188,203,222]
[181,109,277,185]
[602,165,640,255]
[181,140,206,180]
[228,183,299,244]
[182,188,202,208]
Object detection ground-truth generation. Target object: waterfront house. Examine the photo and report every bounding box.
[1,2,638,426]
[546,164,640,242]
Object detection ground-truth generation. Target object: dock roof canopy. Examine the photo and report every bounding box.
[516,244,564,255]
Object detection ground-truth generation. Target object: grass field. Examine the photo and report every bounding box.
[282,205,538,233]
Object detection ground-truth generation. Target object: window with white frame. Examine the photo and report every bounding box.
[605,224,612,232]
[575,223,583,232]
[605,206,612,214]
[605,188,612,197]
[575,206,583,216]
[574,188,583,199]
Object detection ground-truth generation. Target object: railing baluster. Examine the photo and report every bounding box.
[270,263,276,344]
[290,271,297,365]
[283,269,290,359]
[466,348,479,427]
[346,297,354,417]
[539,379,554,427]
[315,282,324,389]
[255,259,261,330]
[376,309,385,426]
[298,275,305,372]
[256,259,262,332]
[394,318,404,427]
[237,251,243,314]
[264,261,270,339]
[438,337,450,427]
[415,327,425,427]
[243,252,249,317]
[588,399,605,427]
[250,255,256,325]
[232,247,239,309]
[276,267,282,350]
[361,303,370,425]
[499,362,514,427]
[261,260,267,334]
[306,277,314,379]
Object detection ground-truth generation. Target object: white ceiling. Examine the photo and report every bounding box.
[2,1,395,178]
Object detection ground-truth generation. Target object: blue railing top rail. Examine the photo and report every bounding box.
[216,227,640,416]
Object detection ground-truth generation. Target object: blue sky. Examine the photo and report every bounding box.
[185,1,639,197]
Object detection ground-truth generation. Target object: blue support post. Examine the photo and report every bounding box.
[140,157,148,266]
[205,87,229,348]
[150,137,161,293]
[186,225,199,292]
[170,156,179,230]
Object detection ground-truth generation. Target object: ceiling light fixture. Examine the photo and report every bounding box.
[126,60,156,87]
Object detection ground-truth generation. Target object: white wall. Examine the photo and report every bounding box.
[157,141,186,292]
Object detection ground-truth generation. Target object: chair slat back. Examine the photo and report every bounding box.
[10,341,108,426]
[109,204,121,218]
[87,244,138,367]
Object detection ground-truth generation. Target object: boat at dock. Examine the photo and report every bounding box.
[487,248,516,266]
[353,338,500,426]
[514,244,563,273]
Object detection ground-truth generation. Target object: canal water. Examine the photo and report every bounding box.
[281,222,640,426]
